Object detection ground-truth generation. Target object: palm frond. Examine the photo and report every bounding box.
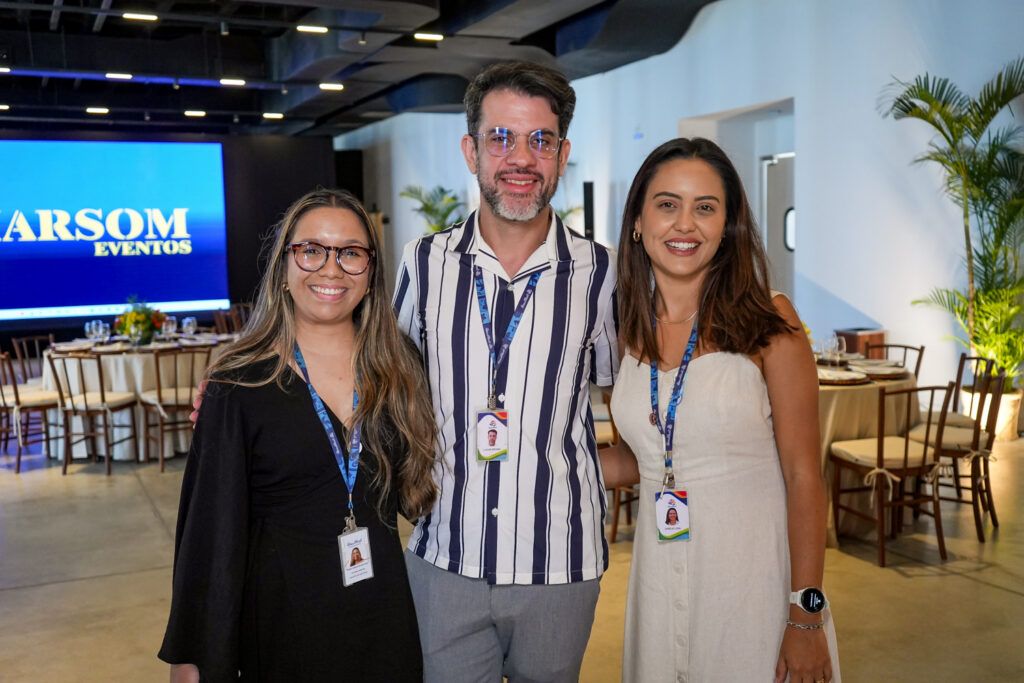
[969,56,1024,135]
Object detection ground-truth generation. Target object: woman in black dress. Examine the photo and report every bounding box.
[159,189,438,682]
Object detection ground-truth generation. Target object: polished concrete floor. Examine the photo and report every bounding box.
[1,438,1021,681]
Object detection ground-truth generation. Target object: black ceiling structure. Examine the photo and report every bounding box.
[0,0,716,137]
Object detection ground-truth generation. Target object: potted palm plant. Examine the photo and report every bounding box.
[400,185,466,233]
[883,55,1024,439]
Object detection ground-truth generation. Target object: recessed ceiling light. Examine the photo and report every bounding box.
[413,32,444,41]
[297,25,328,34]
[86,107,110,115]
[105,72,133,80]
[0,67,10,74]
[219,78,246,87]
[0,104,9,111]
[184,110,206,117]
[319,82,344,91]
[262,112,284,119]
[122,12,158,22]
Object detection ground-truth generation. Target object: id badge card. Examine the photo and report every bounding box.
[338,527,374,587]
[655,490,690,541]
[477,410,509,461]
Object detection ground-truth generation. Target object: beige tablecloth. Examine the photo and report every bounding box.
[819,376,918,546]
[41,343,223,462]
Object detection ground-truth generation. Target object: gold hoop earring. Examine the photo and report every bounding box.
[632,230,641,243]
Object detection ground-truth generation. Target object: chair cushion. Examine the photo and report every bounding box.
[13,389,60,408]
[139,389,195,407]
[63,391,137,410]
[1,383,45,400]
[920,410,976,430]
[906,422,977,450]
[594,421,615,446]
[831,435,933,469]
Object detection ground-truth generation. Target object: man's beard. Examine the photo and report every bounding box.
[477,156,559,222]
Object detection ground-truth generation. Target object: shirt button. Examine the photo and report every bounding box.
[675,600,684,610]
[491,508,499,517]
[498,393,505,403]
[676,633,685,645]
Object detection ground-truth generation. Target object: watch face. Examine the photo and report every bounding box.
[800,588,826,613]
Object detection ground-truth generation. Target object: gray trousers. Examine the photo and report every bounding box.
[404,551,600,683]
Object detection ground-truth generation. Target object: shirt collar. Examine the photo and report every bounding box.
[460,208,573,279]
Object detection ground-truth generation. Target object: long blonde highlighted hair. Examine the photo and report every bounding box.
[206,188,438,520]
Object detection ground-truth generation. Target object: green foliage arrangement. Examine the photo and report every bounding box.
[400,185,466,233]
[883,56,1024,385]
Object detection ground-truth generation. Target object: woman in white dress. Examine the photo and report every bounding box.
[603,138,840,682]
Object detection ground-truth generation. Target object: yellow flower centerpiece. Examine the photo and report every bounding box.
[114,297,167,345]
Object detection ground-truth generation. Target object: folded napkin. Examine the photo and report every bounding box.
[180,337,216,346]
[93,342,130,353]
[852,358,899,367]
[849,363,905,377]
[817,368,868,382]
[52,340,95,352]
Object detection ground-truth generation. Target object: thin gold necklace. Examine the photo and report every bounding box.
[656,309,698,325]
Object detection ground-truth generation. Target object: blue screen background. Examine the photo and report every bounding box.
[0,140,229,319]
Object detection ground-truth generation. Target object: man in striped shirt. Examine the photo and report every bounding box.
[394,61,619,682]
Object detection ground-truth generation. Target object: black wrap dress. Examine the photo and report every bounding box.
[158,359,423,682]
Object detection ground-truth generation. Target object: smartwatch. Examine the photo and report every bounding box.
[790,587,828,614]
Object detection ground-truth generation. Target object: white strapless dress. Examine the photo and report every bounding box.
[611,352,840,682]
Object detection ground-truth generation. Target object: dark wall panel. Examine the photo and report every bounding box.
[222,136,337,302]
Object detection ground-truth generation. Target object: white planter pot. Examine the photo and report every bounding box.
[960,386,1021,442]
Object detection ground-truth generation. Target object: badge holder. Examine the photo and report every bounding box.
[655,468,690,541]
[477,406,509,461]
[339,511,374,587]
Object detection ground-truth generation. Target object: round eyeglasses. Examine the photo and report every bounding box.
[474,127,564,160]
[287,241,375,275]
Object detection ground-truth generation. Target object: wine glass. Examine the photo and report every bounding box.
[164,315,178,337]
[182,316,197,336]
[84,320,97,340]
[100,322,111,341]
[128,322,143,346]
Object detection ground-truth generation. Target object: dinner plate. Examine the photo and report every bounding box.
[817,368,870,385]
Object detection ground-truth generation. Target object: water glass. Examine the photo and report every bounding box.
[182,316,197,336]
[128,323,143,346]
[164,315,178,336]
[822,334,839,365]
[100,322,112,340]
[835,335,847,362]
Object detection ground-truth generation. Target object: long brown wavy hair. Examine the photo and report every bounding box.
[617,138,795,364]
[206,188,438,520]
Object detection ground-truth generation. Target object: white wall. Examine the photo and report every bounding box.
[334,112,472,285]
[337,0,1024,385]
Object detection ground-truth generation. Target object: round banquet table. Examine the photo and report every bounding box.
[818,374,918,547]
[40,340,226,463]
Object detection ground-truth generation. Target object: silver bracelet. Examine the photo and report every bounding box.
[786,619,824,630]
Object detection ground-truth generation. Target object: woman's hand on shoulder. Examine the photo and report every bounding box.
[775,626,832,683]
[170,663,200,683]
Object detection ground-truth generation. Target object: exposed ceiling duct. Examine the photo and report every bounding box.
[0,0,717,136]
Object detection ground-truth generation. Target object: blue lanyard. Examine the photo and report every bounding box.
[293,342,362,528]
[649,320,698,488]
[473,265,541,409]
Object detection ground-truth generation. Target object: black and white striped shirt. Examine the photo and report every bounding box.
[393,210,619,585]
